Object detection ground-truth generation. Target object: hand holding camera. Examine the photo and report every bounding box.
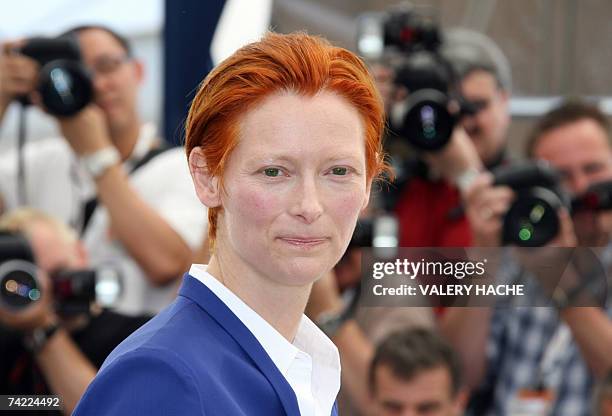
[422,125,482,182]
[1,36,93,117]
[464,162,612,248]
[1,36,113,159]
[0,40,39,107]
[57,104,112,156]
[463,171,514,246]
[464,162,575,247]
[0,232,120,324]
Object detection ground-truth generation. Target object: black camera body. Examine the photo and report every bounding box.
[572,180,612,212]
[492,162,569,247]
[0,232,119,315]
[17,36,93,117]
[491,168,612,247]
[358,7,482,151]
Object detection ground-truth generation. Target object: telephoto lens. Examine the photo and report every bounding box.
[394,89,456,151]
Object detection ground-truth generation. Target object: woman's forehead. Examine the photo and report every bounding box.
[233,91,366,158]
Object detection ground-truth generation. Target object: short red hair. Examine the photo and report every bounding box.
[185,32,389,244]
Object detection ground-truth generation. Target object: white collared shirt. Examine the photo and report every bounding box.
[189,264,341,416]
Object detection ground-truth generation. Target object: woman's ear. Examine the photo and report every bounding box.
[189,147,221,208]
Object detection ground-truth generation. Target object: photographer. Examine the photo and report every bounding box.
[0,208,150,415]
[443,100,612,416]
[0,25,207,315]
[379,27,512,247]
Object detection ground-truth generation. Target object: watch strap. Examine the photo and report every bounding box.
[80,147,121,179]
[24,322,61,354]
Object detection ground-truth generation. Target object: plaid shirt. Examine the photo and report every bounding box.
[470,252,612,416]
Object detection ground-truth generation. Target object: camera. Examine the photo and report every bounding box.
[16,36,93,117]
[492,162,570,247]
[357,5,483,151]
[572,180,612,212]
[0,232,120,315]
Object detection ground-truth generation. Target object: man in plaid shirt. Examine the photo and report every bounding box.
[443,100,612,416]
[473,297,612,415]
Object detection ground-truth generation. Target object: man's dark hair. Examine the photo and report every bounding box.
[368,328,462,396]
[526,99,611,157]
[60,24,133,57]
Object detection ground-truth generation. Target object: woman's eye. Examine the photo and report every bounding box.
[263,168,281,177]
[331,167,348,176]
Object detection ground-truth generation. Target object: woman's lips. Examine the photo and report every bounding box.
[277,237,329,248]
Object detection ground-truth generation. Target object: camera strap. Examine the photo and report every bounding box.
[80,142,170,234]
[16,104,28,206]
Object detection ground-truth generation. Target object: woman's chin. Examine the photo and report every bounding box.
[273,259,332,288]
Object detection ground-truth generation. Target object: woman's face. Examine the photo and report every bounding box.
[215,91,370,287]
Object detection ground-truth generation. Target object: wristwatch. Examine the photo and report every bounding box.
[80,147,121,179]
[455,168,480,193]
[24,322,61,354]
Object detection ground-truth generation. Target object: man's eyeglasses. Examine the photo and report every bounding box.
[462,98,490,116]
[89,55,131,77]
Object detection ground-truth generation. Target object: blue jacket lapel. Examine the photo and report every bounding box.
[178,274,302,416]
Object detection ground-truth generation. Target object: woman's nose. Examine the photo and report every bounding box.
[290,177,324,224]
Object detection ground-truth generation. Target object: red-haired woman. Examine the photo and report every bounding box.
[74,32,389,416]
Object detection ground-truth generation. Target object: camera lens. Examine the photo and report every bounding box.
[0,260,40,310]
[399,90,454,151]
[503,188,562,247]
[38,59,93,117]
